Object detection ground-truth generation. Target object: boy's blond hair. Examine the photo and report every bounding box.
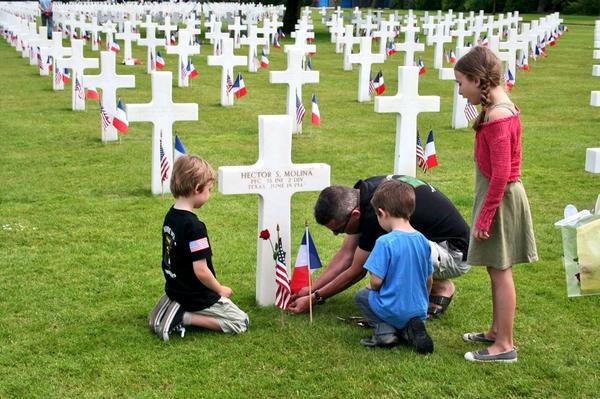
[170,155,215,198]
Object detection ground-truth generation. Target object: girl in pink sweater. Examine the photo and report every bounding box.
[454,46,538,363]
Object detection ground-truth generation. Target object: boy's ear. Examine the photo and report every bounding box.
[376,208,385,218]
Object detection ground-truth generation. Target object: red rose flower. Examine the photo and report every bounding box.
[259,229,270,240]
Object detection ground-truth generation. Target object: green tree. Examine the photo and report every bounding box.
[282,0,301,34]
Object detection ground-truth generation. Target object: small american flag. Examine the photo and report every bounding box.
[180,61,187,81]
[464,100,478,121]
[160,138,170,183]
[37,49,43,70]
[100,103,111,130]
[274,236,291,309]
[75,76,84,100]
[226,71,233,93]
[54,67,62,86]
[368,72,376,96]
[295,93,306,127]
[416,131,428,172]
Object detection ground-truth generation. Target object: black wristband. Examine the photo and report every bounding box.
[313,290,326,305]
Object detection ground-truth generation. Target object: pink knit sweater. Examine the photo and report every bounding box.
[474,111,522,232]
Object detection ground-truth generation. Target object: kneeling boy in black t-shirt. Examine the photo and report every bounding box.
[148,155,249,341]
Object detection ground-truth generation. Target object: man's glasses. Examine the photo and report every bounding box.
[332,211,353,235]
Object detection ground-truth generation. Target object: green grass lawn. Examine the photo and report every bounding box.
[1,10,600,398]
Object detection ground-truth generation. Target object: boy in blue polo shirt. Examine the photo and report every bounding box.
[354,180,433,353]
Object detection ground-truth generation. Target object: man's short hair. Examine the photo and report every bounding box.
[370,180,415,220]
[314,185,358,225]
[170,155,215,198]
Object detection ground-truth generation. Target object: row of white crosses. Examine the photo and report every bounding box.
[589,21,600,174]
[439,47,472,129]
[592,20,600,107]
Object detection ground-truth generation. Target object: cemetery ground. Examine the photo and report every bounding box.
[1,11,599,398]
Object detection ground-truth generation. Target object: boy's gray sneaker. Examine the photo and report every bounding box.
[360,333,399,347]
[405,317,434,354]
[158,301,186,341]
[148,294,172,333]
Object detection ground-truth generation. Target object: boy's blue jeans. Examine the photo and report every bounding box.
[354,288,397,336]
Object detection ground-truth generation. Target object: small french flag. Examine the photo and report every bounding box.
[424,129,438,168]
[174,134,187,161]
[155,51,165,69]
[187,60,198,79]
[311,93,321,127]
[260,49,269,68]
[112,98,129,133]
[110,41,120,53]
[86,87,99,101]
[62,68,71,83]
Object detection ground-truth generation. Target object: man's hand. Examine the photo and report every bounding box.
[288,295,310,314]
[291,286,310,300]
[218,286,233,298]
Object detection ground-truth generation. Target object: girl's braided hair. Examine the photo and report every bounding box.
[454,46,503,130]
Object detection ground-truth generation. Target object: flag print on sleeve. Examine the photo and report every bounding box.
[189,237,209,253]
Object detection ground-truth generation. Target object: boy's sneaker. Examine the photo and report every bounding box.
[147,294,172,333]
[405,317,434,354]
[360,333,399,348]
[158,301,186,342]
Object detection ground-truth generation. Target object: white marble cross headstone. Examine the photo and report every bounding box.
[158,15,177,46]
[207,37,247,106]
[372,21,395,58]
[359,15,377,37]
[166,30,200,87]
[264,14,283,55]
[451,15,472,49]
[427,24,452,69]
[56,39,99,111]
[102,20,117,50]
[374,66,440,175]
[30,25,51,66]
[88,16,102,51]
[44,32,72,91]
[228,16,245,49]
[218,115,330,306]
[115,21,140,64]
[488,35,512,72]
[395,22,424,66]
[499,28,528,82]
[184,16,202,42]
[240,24,267,73]
[287,28,316,57]
[340,25,360,71]
[438,46,471,129]
[83,51,136,141]
[269,48,319,133]
[39,31,71,79]
[126,71,198,194]
[330,17,345,53]
[348,36,385,102]
[137,22,165,74]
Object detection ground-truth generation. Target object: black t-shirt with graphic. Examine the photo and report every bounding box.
[355,175,470,257]
[162,207,220,311]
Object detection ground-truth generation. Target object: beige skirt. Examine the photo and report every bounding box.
[467,166,538,269]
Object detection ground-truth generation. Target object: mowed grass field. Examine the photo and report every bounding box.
[1,10,599,398]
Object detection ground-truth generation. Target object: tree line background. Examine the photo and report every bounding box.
[392,0,599,14]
